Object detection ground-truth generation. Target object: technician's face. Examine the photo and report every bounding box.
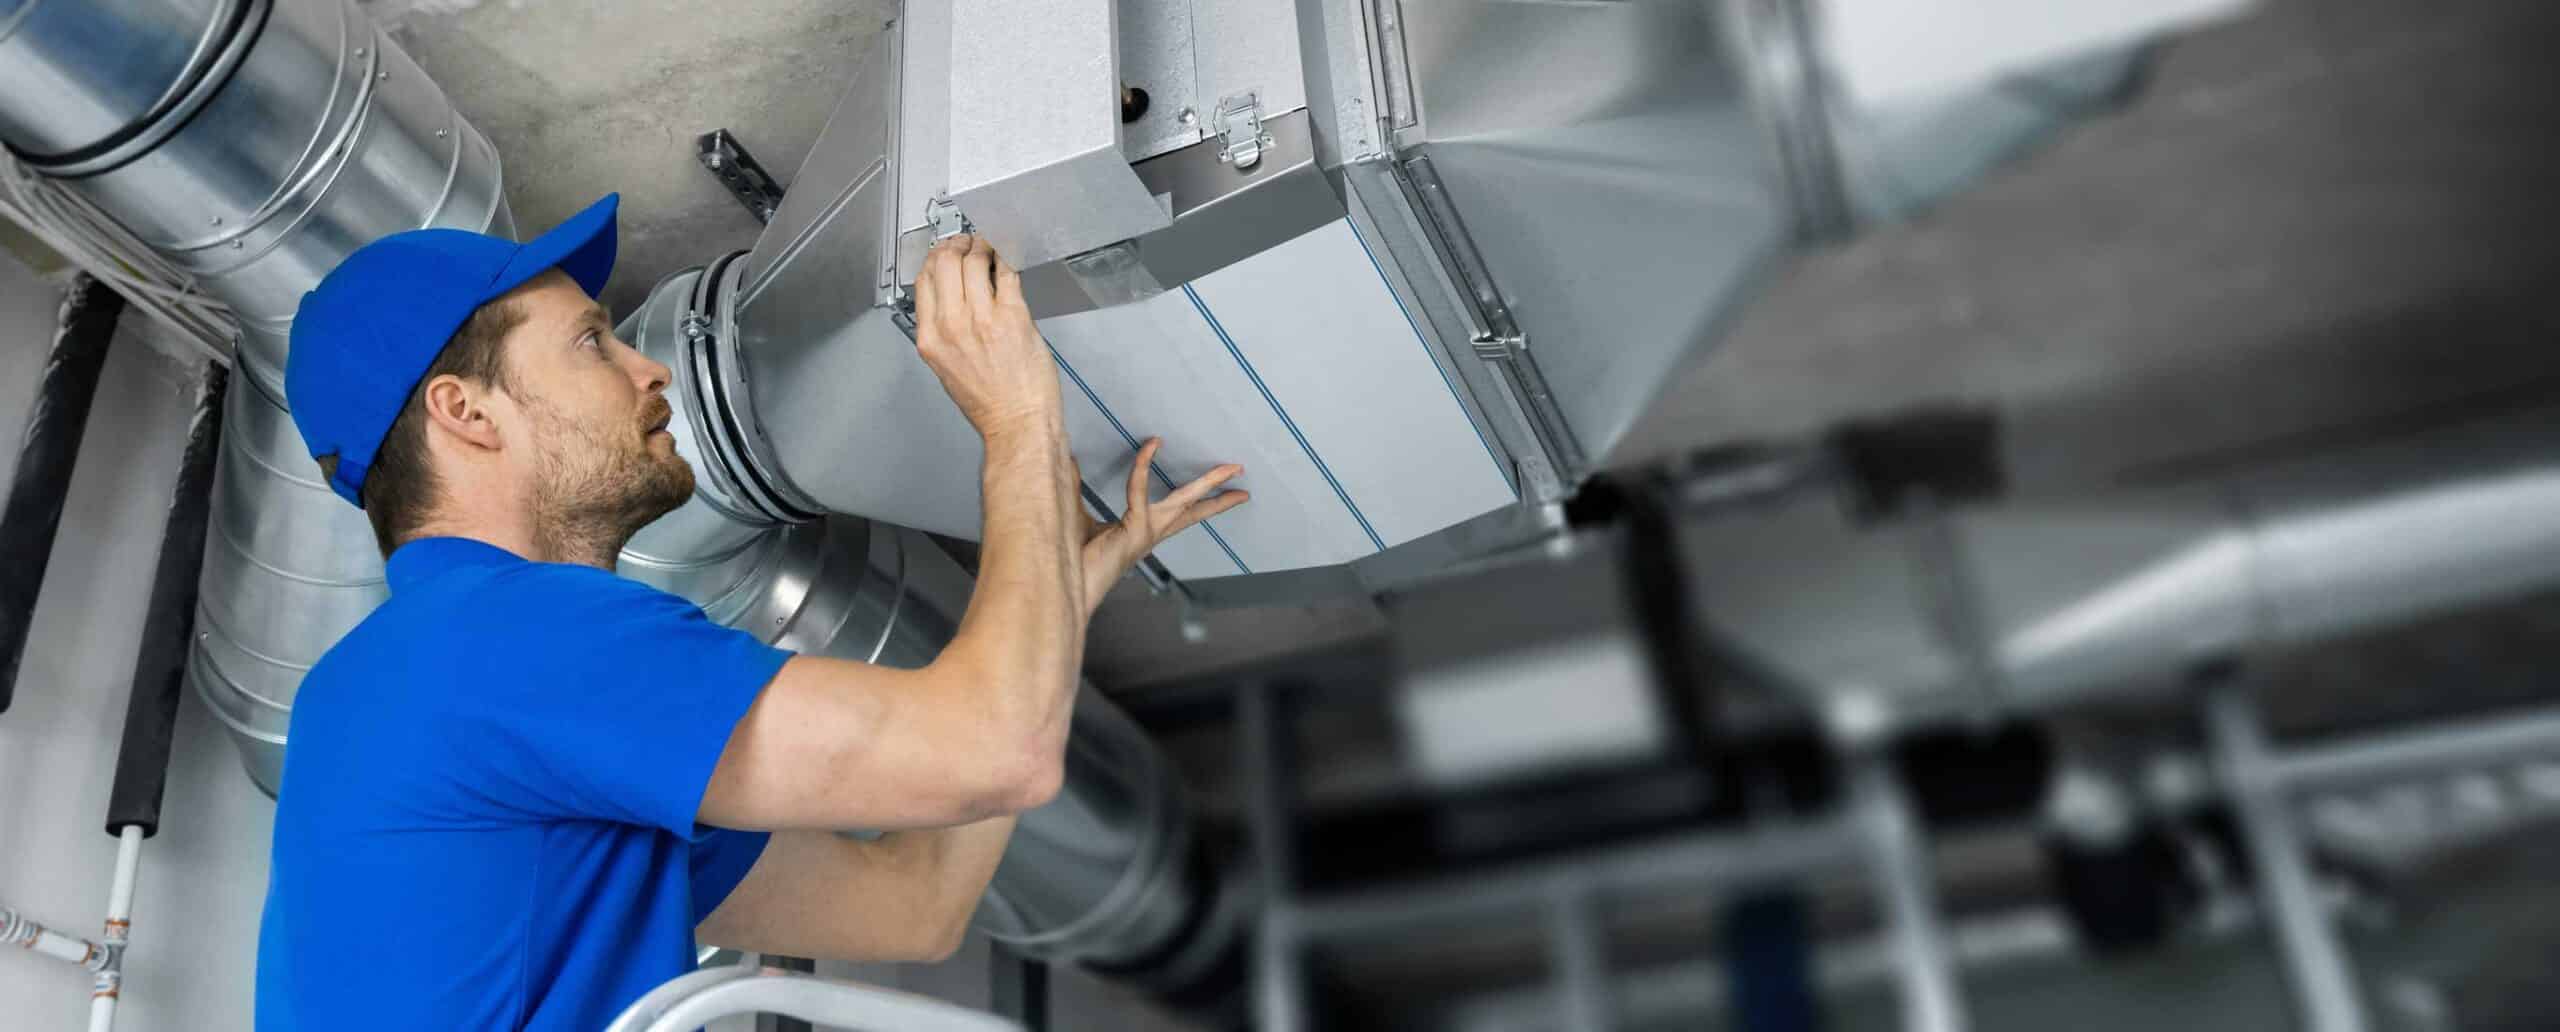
[500,270,693,533]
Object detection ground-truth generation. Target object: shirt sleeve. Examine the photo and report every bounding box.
[433,564,793,836]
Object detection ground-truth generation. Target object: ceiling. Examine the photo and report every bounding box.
[368,0,898,316]
[364,0,2560,683]
[1614,0,2560,492]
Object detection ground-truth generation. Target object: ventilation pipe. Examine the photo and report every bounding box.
[0,0,1237,995]
[1684,405,2560,729]
[0,0,2284,1008]
[620,266,1245,986]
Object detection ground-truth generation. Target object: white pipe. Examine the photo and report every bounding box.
[1848,750,1968,1032]
[2275,707,2560,794]
[89,971,120,1032]
[3,903,106,969]
[608,965,1023,1032]
[104,825,141,942]
[88,825,144,1032]
[2206,687,2370,1032]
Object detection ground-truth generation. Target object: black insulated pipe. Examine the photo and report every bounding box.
[0,274,124,715]
[106,365,226,838]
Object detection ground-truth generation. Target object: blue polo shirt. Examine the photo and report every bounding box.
[256,537,792,1031]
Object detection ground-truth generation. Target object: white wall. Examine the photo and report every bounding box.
[0,257,279,1029]
[0,254,1205,1032]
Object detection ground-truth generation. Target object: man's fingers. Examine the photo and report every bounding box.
[1156,463,1243,512]
[925,236,975,340]
[1163,489,1250,537]
[911,266,938,328]
[1125,438,1163,515]
[961,234,996,317]
[915,238,957,323]
[995,252,1026,312]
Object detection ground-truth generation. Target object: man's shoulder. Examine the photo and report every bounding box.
[311,564,703,688]
[388,559,691,626]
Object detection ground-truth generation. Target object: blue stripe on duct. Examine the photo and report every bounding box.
[1050,344,1251,576]
[1032,219,1521,579]
[1186,220,1520,550]
[1182,283,1388,554]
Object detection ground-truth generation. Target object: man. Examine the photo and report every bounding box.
[255,194,1246,1030]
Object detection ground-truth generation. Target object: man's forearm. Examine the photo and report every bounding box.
[943,415,1085,771]
[884,814,1020,928]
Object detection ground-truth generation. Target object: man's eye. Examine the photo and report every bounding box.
[580,331,603,351]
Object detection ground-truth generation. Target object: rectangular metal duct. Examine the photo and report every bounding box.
[725,0,1536,587]
[944,0,1169,270]
[713,0,2247,598]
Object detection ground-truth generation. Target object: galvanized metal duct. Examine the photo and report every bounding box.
[0,0,513,791]
[3,0,1237,989]
[622,266,1242,985]
[1685,406,2560,728]
[651,0,2226,599]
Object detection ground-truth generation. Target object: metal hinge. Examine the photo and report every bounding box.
[1212,91,1271,170]
[1395,154,1590,482]
[925,195,972,241]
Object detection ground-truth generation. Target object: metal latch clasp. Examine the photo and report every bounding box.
[1212,91,1271,170]
[925,194,973,241]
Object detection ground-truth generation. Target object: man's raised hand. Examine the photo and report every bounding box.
[1078,437,1246,609]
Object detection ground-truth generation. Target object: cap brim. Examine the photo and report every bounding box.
[486,192,619,302]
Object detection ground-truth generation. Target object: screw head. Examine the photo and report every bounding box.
[208,215,222,226]
[435,128,447,138]
[1177,107,1198,126]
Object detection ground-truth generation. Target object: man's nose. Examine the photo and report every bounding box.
[623,344,673,395]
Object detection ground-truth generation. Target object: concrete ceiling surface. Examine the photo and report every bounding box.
[1613,0,2560,493]
[374,0,896,316]
[374,0,2560,492]
[378,0,2560,487]
[363,0,2560,684]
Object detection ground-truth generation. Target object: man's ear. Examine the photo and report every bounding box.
[418,374,505,453]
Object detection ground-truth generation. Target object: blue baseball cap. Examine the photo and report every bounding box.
[286,193,622,507]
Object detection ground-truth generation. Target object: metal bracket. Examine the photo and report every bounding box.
[1734,0,1852,241]
[887,283,919,338]
[694,129,788,225]
[1212,91,1272,170]
[925,194,973,242]
[1396,154,1588,481]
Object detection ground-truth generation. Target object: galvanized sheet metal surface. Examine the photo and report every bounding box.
[1039,219,1517,578]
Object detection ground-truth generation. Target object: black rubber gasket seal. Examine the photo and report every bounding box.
[11,0,272,179]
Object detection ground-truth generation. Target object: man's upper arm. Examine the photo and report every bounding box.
[698,654,1031,831]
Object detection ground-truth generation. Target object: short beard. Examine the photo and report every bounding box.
[524,396,696,568]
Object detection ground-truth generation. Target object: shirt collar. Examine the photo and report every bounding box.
[384,536,531,593]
